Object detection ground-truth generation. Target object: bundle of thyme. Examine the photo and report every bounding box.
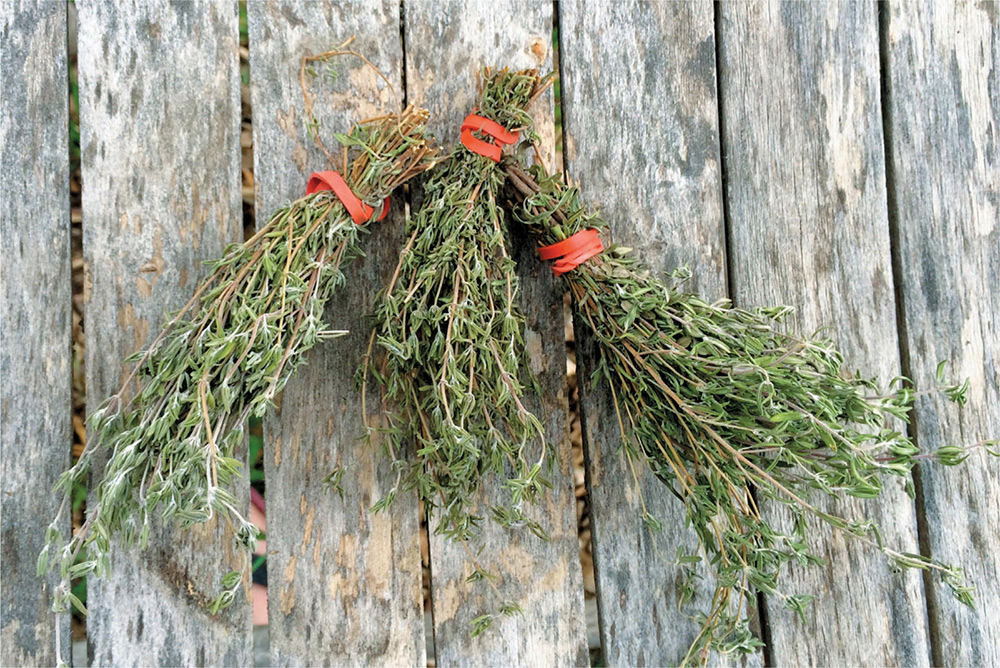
[507,163,996,664]
[39,106,438,619]
[364,69,553,543]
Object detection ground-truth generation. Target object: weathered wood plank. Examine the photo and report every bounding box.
[248,1,425,665]
[884,2,1000,664]
[0,2,73,665]
[558,2,749,665]
[718,2,931,665]
[403,2,589,665]
[78,2,249,665]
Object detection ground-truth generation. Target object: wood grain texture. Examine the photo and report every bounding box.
[718,2,930,665]
[557,2,750,665]
[404,2,589,665]
[248,2,425,665]
[884,2,1000,664]
[78,1,249,665]
[0,2,72,665]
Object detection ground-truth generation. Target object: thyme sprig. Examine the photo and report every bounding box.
[40,107,439,624]
[507,163,996,665]
[364,69,553,545]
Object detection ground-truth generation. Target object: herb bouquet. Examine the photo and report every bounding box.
[506,162,994,663]
[364,69,553,545]
[39,105,439,619]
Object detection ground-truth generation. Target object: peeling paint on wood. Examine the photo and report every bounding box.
[885,1,1000,664]
[249,1,425,665]
[404,1,589,665]
[0,2,72,665]
[718,2,930,665]
[78,1,250,665]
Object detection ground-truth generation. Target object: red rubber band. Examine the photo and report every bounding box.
[306,170,389,225]
[461,114,519,144]
[538,229,604,276]
[460,129,503,162]
[460,112,519,162]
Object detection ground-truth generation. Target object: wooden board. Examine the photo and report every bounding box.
[718,2,930,665]
[883,2,1000,664]
[248,1,425,665]
[0,2,73,665]
[77,2,250,665]
[558,2,745,665]
[403,2,589,665]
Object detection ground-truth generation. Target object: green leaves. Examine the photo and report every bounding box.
[366,70,551,545]
[507,161,990,665]
[43,108,438,620]
[359,71,553,632]
[469,614,495,637]
[783,594,814,622]
[323,466,347,501]
[209,570,244,615]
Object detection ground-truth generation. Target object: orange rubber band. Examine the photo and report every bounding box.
[538,229,604,276]
[306,170,389,225]
[460,113,519,162]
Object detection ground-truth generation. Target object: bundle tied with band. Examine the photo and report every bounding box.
[506,161,993,663]
[39,105,439,626]
[363,69,555,556]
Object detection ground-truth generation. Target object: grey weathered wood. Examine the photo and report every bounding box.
[248,1,425,665]
[558,2,750,665]
[403,2,589,665]
[718,2,930,665]
[884,1,1000,664]
[1,1,991,664]
[78,2,249,665]
[0,2,72,665]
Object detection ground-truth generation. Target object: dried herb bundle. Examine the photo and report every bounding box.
[364,69,552,543]
[507,163,996,664]
[40,107,438,622]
